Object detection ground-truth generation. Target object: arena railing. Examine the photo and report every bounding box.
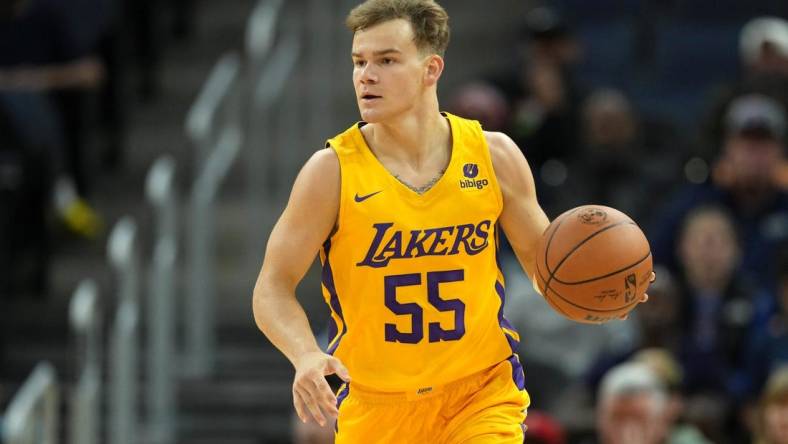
[107,217,140,444]
[145,156,178,444]
[1,362,59,444]
[184,50,243,378]
[68,280,101,444]
[245,1,300,258]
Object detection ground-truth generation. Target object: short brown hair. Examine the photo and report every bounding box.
[346,0,450,56]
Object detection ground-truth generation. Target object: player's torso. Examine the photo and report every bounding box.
[321,113,519,392]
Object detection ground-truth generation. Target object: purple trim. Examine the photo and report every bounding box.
[322,239,347,355]
[494,226,503,274]
[326,318,338,347]
[493,231,519,352]
[335,384,350,433]
[507,355,526,390]
[495,281,519,352]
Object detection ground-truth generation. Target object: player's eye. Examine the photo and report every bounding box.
[353,60,366,68]
[381,58,393,65]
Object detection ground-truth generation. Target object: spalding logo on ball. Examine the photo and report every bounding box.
[577,207,607,225]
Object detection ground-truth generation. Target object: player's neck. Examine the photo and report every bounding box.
[365,100,450,169]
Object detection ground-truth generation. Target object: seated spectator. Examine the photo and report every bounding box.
[650,94,788,294]
[675,205,765,442]
[591,361,711,444]
[570,89,681,223]
[702,16,788,154]
[675,205,753,389]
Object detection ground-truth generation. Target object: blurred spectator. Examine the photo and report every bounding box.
[740,17,788,93]
[650,94,788,294]
[674,205,765,443]
[569,88,681,222]
[589,361,711,444]
[702,16,788,156]
[524,410,567,444]
[674,206,756,394]
[0,92,104,239]
[753,366,788,444]
[447,82,509,132]
[486,6,584,216]
[0,0,107,239]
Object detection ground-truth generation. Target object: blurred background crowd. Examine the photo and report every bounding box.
[0,0,787,443]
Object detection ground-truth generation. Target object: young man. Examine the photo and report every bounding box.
[252,1,647,441]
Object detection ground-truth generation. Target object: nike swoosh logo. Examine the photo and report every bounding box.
[354,190,382,203]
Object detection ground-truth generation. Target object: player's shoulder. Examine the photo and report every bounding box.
[292,148,340,198]
[483,131,525,176]
[302,147,340,177]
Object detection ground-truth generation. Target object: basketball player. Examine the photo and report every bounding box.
[252,1,650,441]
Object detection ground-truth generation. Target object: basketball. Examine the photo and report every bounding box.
[535,205,653,324]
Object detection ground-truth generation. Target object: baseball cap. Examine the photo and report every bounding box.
[739,17,788,65]
[725,94,786,141]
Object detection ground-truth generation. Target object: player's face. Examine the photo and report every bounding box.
[351,19,434,123]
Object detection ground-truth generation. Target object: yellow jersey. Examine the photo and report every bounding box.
[321,113,520,392]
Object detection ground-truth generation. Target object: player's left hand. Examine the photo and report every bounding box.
[292,351,351,428]
[618,271,655,321]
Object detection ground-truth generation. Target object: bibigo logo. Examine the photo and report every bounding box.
[460,163,488,190]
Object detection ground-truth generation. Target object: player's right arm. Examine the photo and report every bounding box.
[252,148,350,428]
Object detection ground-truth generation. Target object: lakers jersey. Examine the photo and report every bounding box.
[321,113,520,392]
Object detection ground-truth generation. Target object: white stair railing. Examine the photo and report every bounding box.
[185,52,243,377]
[107,217,140,444]
[2,362,59,444]
[245,0,300,263]
[68,280,101,444]
[145,156,178,444]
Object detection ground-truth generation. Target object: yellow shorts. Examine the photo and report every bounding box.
[334,355,530,444]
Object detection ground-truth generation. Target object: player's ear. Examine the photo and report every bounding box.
[423,54,444,86]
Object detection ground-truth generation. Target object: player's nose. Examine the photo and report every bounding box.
[358,65,378,84]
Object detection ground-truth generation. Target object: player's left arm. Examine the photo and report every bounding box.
[486,131,550,282]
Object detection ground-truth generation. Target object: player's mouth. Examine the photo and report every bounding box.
[361,94,382,102]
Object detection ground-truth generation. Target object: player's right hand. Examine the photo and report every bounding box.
[292,351,351,427]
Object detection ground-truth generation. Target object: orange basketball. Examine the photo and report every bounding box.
[535,205,653,324]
